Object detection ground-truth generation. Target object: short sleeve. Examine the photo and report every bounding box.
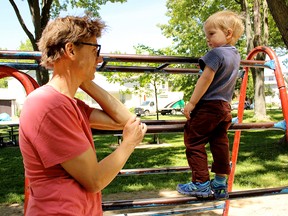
[34,105,91,168]
[199,49,223,72]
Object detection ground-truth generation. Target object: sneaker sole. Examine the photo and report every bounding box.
[211,187,229,200]
[176,186,212,198]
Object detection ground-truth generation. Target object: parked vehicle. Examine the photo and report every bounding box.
[231,101,252,110]
[158,99,185,115]
[135,100,156,116]
[134,92,184,116]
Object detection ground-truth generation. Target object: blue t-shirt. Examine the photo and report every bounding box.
[199,45,240,102]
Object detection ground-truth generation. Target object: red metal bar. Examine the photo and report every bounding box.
[0,50,266,65]
[0,50,269,73]
[223,46,288,216]
[118,166,191,176]
[0,66,39,94]
[97,65,201,74]
[92,121,281,135]
[224,64,249,215]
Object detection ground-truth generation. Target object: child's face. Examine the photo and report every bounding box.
[204,23,230,48]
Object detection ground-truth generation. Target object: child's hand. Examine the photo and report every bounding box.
[183,102,195,120]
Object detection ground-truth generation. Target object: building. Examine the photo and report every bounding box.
[2,71,180,118]
[0,88,17,118]
[264,55,288,105]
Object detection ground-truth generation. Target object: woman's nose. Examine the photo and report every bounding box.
[96,56,103,63]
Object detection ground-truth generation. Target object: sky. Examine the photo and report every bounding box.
[0,0,172,54]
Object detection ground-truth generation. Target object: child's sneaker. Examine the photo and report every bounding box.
[210,179,229,200]
[176,181,212,198]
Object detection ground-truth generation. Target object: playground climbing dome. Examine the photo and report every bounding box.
[0,46,288,215]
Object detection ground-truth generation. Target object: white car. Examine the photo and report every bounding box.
[231,101,252,110]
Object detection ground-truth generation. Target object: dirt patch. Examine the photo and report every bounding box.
[0,203,24,216]
[1,191,287,215]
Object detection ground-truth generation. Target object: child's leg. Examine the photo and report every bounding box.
[211,174,229,199]
[184,113,210,183]
[212,174,227,186]
[177,101,227,197]
[209,110,232,177]
[209,102,232,199]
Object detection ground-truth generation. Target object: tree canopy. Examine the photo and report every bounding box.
[8,0,127,85]
[159,0,286,119]
[4,0,288,117]
[266,0,288,48]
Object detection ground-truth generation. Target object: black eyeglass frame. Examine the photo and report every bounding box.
[75,42,101,57]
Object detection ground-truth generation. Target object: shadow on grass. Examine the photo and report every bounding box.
[0,124,287,204]
[229,130,288,189]
[103,129,288,196]
[0,147,24,203]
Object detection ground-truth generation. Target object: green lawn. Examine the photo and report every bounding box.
[0,109,288,204]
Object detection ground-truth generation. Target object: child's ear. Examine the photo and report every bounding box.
[226,28,233,38]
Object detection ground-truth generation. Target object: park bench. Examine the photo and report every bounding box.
[0,123,19,147]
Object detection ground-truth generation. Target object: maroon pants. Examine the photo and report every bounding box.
[184,100,232,182]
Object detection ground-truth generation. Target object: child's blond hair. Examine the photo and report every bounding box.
[204,10,244,45]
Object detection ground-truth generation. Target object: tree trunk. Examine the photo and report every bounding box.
[254,68,266,119]
[9,0,51,86]
[241,0,254,53]
[251,0,268,119]
[153,79,160,144]
[36,68,49,86]
[266,0,288,49]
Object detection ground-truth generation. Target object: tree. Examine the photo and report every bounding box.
[7,0,127,85]
[240,0,269,119]
[19,39,33,51]
[104,45,172,120]
[0,78,8,88]
[266,0,288,49]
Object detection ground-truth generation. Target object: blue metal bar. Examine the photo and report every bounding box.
[111,203,225,215]
[0,63,40,70]
[0,51,271,73]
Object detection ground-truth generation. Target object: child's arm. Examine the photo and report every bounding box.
[183,65,215,119]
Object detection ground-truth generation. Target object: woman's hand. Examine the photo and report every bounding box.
[121,115,147,149]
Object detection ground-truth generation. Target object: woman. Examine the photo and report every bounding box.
[19,16,147,215]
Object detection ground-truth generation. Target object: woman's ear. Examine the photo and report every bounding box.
[64,42,75,58]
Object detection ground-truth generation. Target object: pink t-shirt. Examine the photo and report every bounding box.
[19,85,102,216]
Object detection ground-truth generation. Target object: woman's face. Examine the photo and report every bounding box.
[75,37,103,81]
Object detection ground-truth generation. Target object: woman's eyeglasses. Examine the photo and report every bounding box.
[76,42,101,57]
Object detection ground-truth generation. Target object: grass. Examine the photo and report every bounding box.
[0,109,288,204]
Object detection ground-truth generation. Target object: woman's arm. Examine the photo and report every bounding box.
[61,116,147,193]
[80,80,133,129]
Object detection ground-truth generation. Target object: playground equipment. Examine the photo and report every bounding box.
[1,46,288,215]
